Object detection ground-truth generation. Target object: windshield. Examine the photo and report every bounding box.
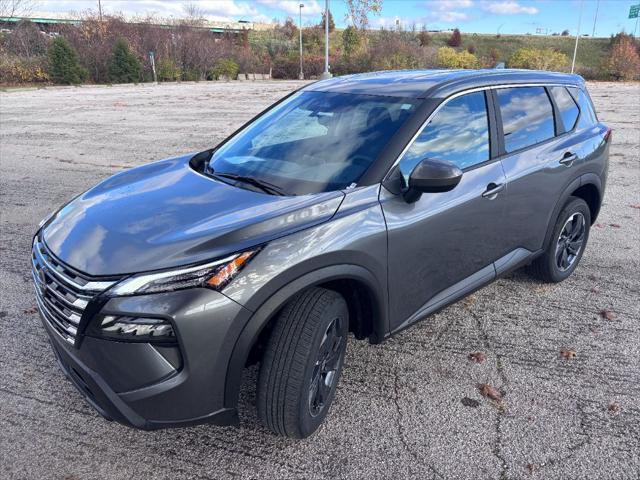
[207,91,418,195]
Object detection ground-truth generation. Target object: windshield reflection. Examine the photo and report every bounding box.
[208,91,418,195]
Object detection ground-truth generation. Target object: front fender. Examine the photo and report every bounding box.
[223,263,387,409]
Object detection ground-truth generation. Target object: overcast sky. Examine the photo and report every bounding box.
[31,1,640,36]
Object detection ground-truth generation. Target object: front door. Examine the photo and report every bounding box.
[381,90,510,330]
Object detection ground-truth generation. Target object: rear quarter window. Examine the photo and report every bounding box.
[496,86,556,154]
[550,86,580,132]
[569,87,598,130]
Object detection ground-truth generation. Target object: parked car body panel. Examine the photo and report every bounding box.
[42,155,343,276]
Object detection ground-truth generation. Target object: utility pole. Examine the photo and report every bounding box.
[321,0,332,79]
[571,0,584,74]
[98,0,103,22]
[591,0,599,38]
[298,3,304,80]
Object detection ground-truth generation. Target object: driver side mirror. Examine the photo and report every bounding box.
[403,158,463,203]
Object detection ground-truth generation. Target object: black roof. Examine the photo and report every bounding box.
[305,69,584,98]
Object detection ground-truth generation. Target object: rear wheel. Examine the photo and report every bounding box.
[257,287,348,438]
[528,196,591,283]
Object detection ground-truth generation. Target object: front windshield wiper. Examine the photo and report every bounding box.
[212,171,287,196]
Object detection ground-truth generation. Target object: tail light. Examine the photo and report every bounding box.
[603,127,612,143]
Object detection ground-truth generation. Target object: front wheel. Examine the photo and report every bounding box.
[527,196,591,283]
[257,287,348,438]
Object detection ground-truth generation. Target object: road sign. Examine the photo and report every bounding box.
[630,4,640,19]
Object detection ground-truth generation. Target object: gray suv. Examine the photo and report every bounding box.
[33,70,610,438]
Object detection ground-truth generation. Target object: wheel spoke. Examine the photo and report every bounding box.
[567,239,583,254]
[319,374,332,402]
[556,242,565,266]
[325,344,342,369]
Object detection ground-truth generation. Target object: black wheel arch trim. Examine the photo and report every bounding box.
[543,173,602,250]
[223,263,387,409]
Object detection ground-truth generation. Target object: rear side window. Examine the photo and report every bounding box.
[497,87,555,153]
[399,91,489,180]
[569,87,598,130]
[550,86,579,132]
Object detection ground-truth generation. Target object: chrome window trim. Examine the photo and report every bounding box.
[384,82,578,181]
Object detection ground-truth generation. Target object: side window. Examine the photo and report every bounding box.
[399,91,490,182]
[497,86,555,153]
[550,86,579,132]
[569,87,598,130]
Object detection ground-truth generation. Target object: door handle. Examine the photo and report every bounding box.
[559,152,577,166]
[482,182,504,199]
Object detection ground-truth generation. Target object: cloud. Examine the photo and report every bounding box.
[195,1,261,17]
[256,0,324,17]
[421,0,472,23]
[481,1,539,15]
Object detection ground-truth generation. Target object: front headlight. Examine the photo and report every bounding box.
[109,249,258,296]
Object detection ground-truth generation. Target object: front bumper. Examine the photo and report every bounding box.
[39,287,251,430]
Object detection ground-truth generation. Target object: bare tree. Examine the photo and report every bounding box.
[343,0,383,31]
[0,0,36,18]
[182,2,206,27]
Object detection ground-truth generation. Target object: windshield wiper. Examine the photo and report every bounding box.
[212,171,287,196]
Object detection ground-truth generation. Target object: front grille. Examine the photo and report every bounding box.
[31,236,118,345]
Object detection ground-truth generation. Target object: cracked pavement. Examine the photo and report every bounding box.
[1,80,639,479]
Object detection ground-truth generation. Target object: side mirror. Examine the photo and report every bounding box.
[403,158,463,203]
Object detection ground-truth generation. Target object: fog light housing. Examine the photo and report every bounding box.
[90,315,176,344]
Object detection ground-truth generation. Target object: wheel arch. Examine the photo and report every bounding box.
[223,264,387,409]
[543,174,602,250]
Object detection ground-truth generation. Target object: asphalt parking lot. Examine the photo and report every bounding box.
[0,80,639,480]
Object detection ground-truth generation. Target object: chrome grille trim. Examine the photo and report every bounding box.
[31,236,119,345]
[32,240,116,292]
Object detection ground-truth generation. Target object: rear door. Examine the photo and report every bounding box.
[382,90,511,330]
[495,85,579,253]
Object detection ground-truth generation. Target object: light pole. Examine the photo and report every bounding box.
[299,3,304,80]
[591,0,599,38]
[571,0,584,74]
[321,0,332,79]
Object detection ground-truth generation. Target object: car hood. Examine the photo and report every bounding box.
[42,155,344,276]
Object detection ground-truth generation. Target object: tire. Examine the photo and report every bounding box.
[527,196,591,283]
[257,287,348,438]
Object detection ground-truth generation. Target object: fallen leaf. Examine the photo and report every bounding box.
[560,349,577,359]
[630,204,640,209]
[609,223,621,228]
[595,223,604,228]
[608,402,621,414]
[590,286,600,294]
[23,307,37,314]
[526,463,535,473]
[461,397,480,408]
[468,351,486,364]
[599,309,616,321]
[462,295,476,309]
[478,383,502,402]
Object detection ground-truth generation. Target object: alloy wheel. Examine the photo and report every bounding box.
[555,212,586,272]
[308,317,344,417]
